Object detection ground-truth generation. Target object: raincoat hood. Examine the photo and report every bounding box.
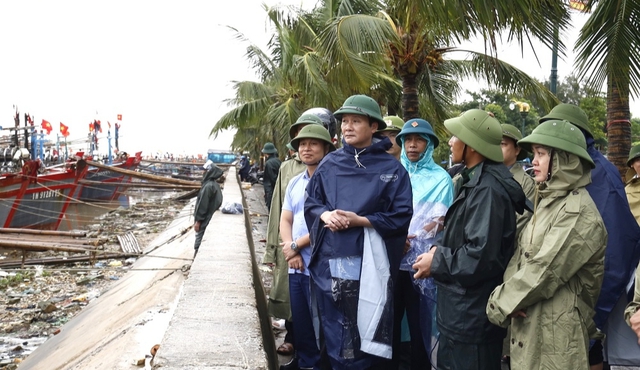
[202,164,224,184]
[538,149,591,197]
[400,134,451,205]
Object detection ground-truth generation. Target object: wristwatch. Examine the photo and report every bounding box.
[290,241,299,253]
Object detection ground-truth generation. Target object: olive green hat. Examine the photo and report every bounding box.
[290,124,336,152]
[627,144,640,167]
[539,103,592,137]
[289,114,324,139]
[501,123,528,161]
[261,142,278,154]
[444,109,503,162]
[378,115,404,132]
[286,142,295,151]
[334,94,386,129]
[518,120,595,168]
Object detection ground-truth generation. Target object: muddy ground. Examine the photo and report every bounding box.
[0,179,277,369]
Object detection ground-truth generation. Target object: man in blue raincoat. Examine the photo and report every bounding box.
[305,94,413,369]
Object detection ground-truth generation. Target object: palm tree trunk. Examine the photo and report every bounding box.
[606,77,631,180]
[402,74,420,120]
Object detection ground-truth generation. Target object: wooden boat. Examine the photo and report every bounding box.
[0,159,89,229]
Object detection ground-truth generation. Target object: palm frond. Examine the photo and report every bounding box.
[575,0,640,98]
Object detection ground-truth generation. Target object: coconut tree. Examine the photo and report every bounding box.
[316,0,571,130]
[210,4,337,156]
[574,0,640,178]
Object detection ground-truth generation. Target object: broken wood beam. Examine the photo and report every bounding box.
[86,160,201,186]
[79,180,200,190]
[0,228,87,237]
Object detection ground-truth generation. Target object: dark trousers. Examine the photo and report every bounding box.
[392,270,431,369]
[437,335,502,370]
[290,273,320,368]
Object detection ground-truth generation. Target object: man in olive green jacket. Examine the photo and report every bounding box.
[487,120,607,370]
[264,112,332,357]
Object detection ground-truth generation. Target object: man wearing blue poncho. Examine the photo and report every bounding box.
[304,94,413,369]
[392,118,453,369]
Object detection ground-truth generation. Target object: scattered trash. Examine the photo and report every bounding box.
[221,201,244,214]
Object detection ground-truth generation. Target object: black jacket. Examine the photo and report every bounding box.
[431,160,529,343]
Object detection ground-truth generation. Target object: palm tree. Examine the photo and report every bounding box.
[210,4,337,157]
[574,0,640,178]
[317,0,571,134]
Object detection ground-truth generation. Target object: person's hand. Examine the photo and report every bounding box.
[194,221,201,232]
[412,252,434,279]
[404,235,415,255]
[509,310,527,319]
[281,241,298,261]
[630,309,640,344]
[322,210,350,232]
[288,255,304,271]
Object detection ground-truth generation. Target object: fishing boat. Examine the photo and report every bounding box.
[0,158,89,229]
[74,151,142,201]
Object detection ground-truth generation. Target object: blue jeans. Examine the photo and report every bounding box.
[289,273,320,368]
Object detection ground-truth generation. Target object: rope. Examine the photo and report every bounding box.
[606,119,631,130]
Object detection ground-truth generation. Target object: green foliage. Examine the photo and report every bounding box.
[631,118,640,146]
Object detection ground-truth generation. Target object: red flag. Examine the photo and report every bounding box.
[117,114,122,121]
[60,122,70,137]
[27,114,34,125]
[89,122,94,132]
[94,120,102,133]
[41,119,52,135]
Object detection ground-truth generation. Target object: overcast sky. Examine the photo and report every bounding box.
[1,1,636,157]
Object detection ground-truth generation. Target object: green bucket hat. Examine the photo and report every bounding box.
[628,144,640,167]
[444,109,503,162]
[290,125,336,152]
[261,142,278,154]
[289,113,324,139]
[539,103,592,137]
[334,94,387,130]
[518,120,595,168]
[501,123,528,161]
[378,116,404,132]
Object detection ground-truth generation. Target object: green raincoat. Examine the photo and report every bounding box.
[487,150,607,370]
[264,154,306,320]
[626,176,640,225]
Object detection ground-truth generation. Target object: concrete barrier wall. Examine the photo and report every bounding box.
[157,167,276,369]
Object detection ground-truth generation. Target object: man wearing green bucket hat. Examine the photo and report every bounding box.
[487,119,606,370]
[501,124,536,238]
[304,94,413,369]
[412,109,530,370]
[279,124,335,370]
[378,115,404,160]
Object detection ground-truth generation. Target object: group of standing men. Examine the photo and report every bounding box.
[261,93,640,370]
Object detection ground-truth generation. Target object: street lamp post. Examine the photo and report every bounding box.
[510,101,531,135]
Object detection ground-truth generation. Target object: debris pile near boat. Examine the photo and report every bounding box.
[0,194,184,369]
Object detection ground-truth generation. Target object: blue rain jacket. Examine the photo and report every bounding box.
[586,136,640,331]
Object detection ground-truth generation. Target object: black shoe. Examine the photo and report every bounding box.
[279,357,299,370]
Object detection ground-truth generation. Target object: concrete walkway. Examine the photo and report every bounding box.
[18,167,276,369]
[154,166,276,369]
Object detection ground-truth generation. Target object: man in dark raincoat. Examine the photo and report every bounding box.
[262,142,282,211]
[413,109,530,370]
[305,94,413,369]
[193,160,224,257]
